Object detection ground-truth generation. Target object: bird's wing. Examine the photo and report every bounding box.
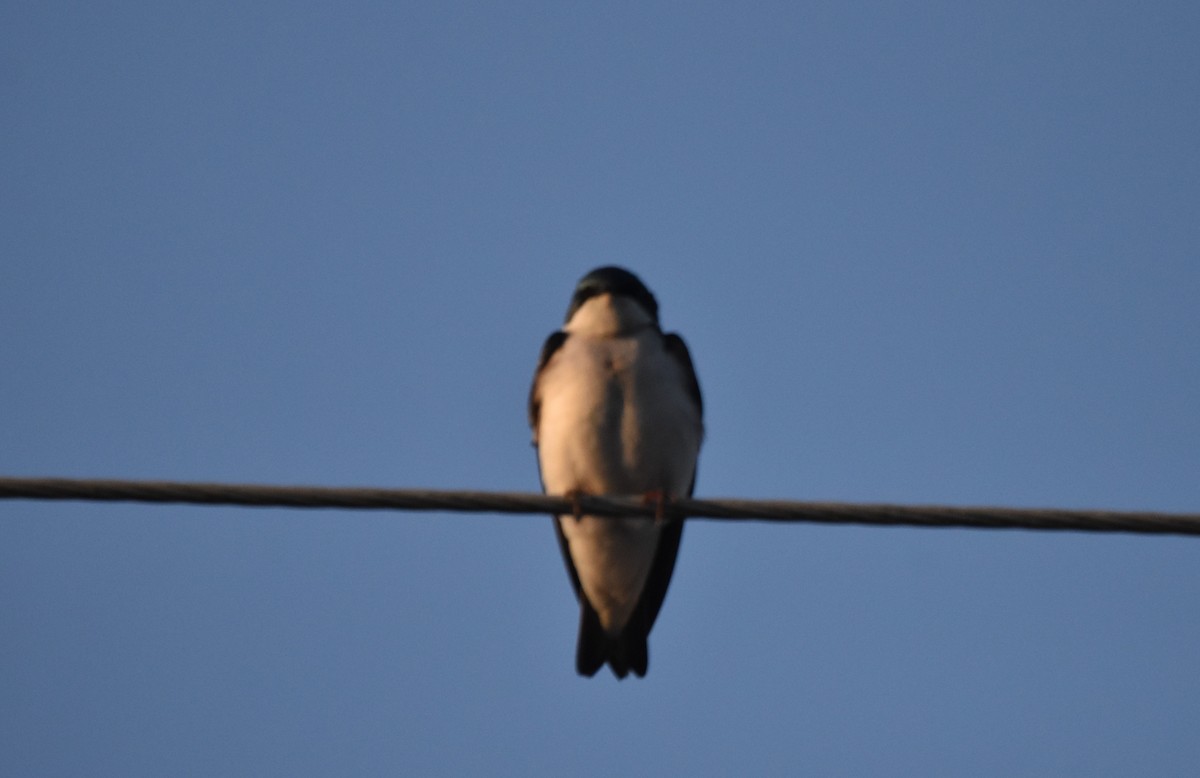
[528,330,569,445]
[663,332,703,418]
[552,515,585,602]
[630,515,685,637]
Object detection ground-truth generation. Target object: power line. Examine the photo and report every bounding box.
[1,476,1197,536]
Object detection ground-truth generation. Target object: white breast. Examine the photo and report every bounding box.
[536,329,701,499]
[535,307,702,633]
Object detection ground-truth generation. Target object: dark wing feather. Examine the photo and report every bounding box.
[630,514,685,639]
[575,596,610,677]
[663,332,703,417]
[552,516,584,601]
[528,330,569,443]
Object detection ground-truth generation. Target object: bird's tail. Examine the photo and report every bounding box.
[575,603,648,679]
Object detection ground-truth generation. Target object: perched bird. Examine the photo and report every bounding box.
[529,266,703,678]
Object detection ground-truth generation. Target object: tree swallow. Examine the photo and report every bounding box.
[529,266,704,678]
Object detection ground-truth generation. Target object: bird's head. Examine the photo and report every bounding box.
[564,266,660,336]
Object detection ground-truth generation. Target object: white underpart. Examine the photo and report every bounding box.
[535,294,703,635]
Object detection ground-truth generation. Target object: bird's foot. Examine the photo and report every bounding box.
[642,489,670,524]
[565,489,585,520]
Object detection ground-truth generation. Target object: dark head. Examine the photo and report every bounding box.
[564,266,659,326]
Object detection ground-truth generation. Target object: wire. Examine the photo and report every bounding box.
[1,476,1196,536]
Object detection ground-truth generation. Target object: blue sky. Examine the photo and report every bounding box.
[2,2,1198,775]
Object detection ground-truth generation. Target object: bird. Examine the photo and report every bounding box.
[528,266,703,678]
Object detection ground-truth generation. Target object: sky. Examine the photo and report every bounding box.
[2,1,1198,775]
